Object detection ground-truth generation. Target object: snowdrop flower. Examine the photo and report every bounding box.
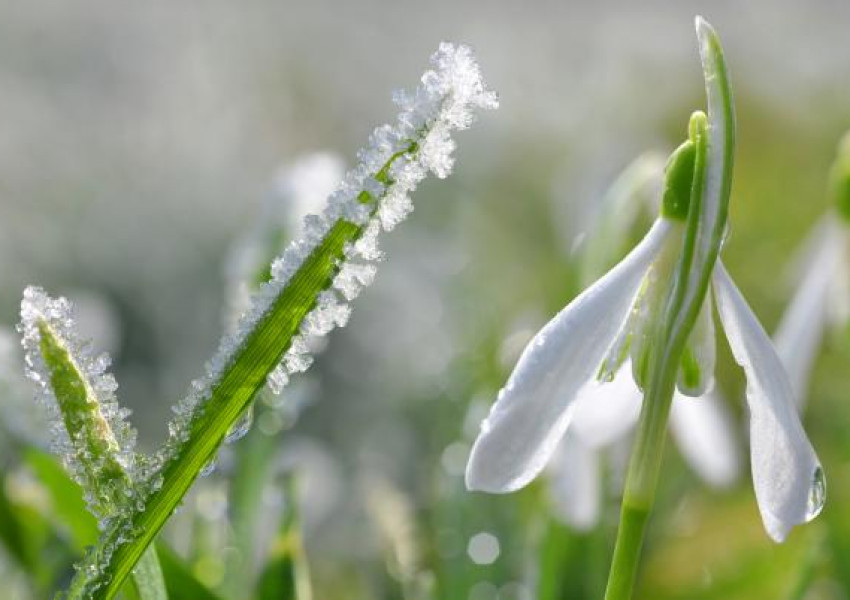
[773,131,850,404]
[549,363,741,532]
[467,19,824,543]
[546,154,741,531]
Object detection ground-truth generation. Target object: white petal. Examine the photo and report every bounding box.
[570,360,642,450]
[547,435,600,531]
[465,219,673,492]
[713,262,824,542]
[669,390,740,488]
[774,220,842,404]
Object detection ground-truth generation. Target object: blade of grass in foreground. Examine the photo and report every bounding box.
[61,42,496,599]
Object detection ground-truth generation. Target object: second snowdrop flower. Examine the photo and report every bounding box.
[774,131,850,402]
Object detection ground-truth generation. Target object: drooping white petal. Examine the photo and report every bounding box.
[669,391,740,488]
[570,360,642,450]
[465,219,673,493]
[774,219,843,404]
[713,262,824,542]
[677,294,716,397]
[547,434,600,531]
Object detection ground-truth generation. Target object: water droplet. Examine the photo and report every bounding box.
[805,466,826,521]
[224,403,254,444]
[200,456,218,477]
[720,222,732,249]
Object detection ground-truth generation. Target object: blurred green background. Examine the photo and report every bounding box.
[1,1,850,599]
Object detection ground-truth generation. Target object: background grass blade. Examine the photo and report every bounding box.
[156,544,224,600]
[255,475,311,600]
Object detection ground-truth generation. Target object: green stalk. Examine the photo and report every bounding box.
[603,113,708,599]
[604,17,735,599]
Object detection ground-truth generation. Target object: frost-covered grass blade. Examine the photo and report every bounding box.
[62,42,496,599]
[18,288,167,599]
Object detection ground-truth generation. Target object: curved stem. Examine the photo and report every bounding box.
[603,354,678,600]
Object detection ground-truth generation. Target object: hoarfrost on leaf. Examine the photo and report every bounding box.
[18,286,138,525]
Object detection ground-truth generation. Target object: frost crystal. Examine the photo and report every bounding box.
[18,286,137,526]
[0,327,50,447]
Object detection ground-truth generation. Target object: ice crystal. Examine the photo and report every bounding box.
[18,286,137,526]
[0,327,50,447]
[333,262,378,301]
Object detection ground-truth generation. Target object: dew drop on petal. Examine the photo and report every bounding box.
[805,466,826,521]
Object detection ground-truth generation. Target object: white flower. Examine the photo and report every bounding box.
[774,218,850,406]
[544,150,741,531]
[771,131,850,406]
[546,362,740,531]
[465,213,825,542]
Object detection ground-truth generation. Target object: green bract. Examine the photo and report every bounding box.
[660,137,696,221]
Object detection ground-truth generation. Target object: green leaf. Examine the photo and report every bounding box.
[0,470,41,575]
[127,549,169,600]
[24,448,99,553]
[156,545,224,600]
[225,408,280,598]
[537,519,607,600]
[0,468,69,595]
[255,476,312,600]
[32,316,131,517]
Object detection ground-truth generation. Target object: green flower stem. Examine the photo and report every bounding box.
[602,355,676,600]
[605,112,710,600]
[604,19,735,598]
